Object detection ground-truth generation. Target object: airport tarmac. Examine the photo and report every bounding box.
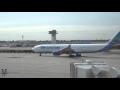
[0,49,120,78]
[0,47,32,50]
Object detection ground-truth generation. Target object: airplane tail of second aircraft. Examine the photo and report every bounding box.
[107,31,120,45]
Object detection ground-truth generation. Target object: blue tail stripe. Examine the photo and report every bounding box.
[109,31,120,44]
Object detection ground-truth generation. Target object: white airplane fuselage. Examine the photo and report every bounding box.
[32,44,112,54]
[32,31,120,57]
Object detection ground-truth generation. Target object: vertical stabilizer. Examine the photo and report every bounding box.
[107,31,120,44]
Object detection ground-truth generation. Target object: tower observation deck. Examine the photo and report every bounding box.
[48,30,58,44]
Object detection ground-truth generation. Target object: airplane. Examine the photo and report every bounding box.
[32,31,120,57]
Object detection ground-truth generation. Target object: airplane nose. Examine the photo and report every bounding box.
[32,47,35,51]
[32,46,39,52]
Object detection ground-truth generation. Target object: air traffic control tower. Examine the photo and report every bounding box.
[48,30,58,44]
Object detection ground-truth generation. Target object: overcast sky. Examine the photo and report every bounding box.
[0,12,120,41]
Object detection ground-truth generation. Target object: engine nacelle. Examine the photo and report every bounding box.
[53,50,61,55]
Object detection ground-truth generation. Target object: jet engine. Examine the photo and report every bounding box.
[53,50,61,55]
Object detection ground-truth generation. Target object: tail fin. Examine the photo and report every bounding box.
[107,31,120,44]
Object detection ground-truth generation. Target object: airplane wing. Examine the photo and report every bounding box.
[59,44,75,54]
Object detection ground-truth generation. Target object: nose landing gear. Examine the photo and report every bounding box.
[39,53,41,56]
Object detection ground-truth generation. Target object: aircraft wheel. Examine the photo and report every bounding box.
[69,55,75,57]
[72,55,75,57]
[39,53,41,56]
[76,54,81,57]
[69,55,72,57]
[77,54,81,57]
[76,54,78,57]
[69,55,73,57]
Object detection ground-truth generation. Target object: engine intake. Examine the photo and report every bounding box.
[53,50,61,55]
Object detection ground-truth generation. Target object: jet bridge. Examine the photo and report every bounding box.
[70,60,120,78]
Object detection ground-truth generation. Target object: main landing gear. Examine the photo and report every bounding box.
[69,55,75,57]
[69,54,81,57]
[76,54,81,57]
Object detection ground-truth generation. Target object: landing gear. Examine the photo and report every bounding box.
[39,53,41,56]
[69,55,75,57]
[69,54,81,57]
[76,54,81,57]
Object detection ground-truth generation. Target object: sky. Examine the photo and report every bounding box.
[0,12,120,41]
